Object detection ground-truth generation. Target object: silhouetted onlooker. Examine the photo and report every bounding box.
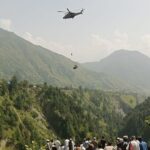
[138,136,148,150]
[99,136,106,149]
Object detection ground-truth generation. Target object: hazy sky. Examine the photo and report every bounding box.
[1,0,150,62]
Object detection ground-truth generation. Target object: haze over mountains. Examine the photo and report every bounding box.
[0,28,131,91]
[1,28,150,93]
[83,50,150,93]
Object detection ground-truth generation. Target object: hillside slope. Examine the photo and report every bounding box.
[83,50,150,92]
[0,29,133,91]
[120,97,150,144]
[0,78,143,149]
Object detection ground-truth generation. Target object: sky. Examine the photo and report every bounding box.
[1,0,150,62]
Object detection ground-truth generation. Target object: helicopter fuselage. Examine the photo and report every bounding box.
[63,12,82,19]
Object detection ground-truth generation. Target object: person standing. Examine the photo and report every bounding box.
[138,136,148,150]
[104,142,114,150]
[69,138,74,150]
[46,139,54,150]
[127,136,140,150]
[91,137,98,150]
[65,139,70,150]
[55,138,61,150]
[122,136,129,150]
[99,136,106,149]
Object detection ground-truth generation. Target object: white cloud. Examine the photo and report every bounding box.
[91,34,112,50]
[23,32,74,59]
[141,34,150,48]
[91,30,131,59]
[23,32,46,46]
[22,30,133,62]
[92,30,130,50]
[89,31,150,61]
[0,19,12,31]
[135,34,150,57]
[113,30,129,48]
[20,30,150,62]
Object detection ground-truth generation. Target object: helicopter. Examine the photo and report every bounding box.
[58,8,84,19]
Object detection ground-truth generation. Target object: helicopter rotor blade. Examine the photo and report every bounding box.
[67,8,70,12]
[57,11,66,13]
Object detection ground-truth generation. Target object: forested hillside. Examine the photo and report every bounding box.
[120,97,150,144]
[0,77,143,150]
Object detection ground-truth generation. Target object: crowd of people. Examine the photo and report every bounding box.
[46,136,149,150]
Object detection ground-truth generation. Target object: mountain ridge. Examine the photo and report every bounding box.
[0,28,135,91]
[82,49,150,93]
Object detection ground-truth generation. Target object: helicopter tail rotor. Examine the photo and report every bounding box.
[81,8,85,14]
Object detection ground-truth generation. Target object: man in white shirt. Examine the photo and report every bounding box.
[55,138,61,150]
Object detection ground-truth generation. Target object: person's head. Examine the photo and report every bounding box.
[123,136,128,142]
[89,144,94,150]
[137,136,142,142]
[131,136,136,141]
[107,142,112,146]
[93,137,96,141]
[116,137,120,144]
[56,137,59,140]
[119,138,123,143]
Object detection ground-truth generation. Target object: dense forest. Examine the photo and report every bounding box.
[0,77,148,150]
[120,97,150,144]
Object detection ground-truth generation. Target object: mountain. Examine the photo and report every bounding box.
[83,50,150,92]
[0,28,133,91]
